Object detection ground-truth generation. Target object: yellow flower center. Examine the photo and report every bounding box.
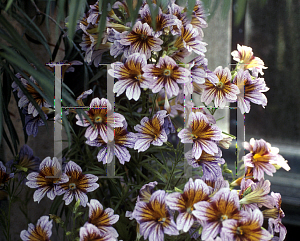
[140,34,148,40]
[236,227,244,235]
[216,82,224,89]
[186,206,194,213]
[163,69,172,76]
[69,183,76,190]
[220,214,228,221]
[95,116,103,123]
[158,217,166,223]
[135,74,143,81]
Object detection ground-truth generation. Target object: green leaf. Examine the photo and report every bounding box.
[234,0,247,26]
[96,0,109,49]
[222,0,232,19]
[4,0,14,11]
[67,0,85,43]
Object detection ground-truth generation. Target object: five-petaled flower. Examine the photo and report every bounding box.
[243,138,290,180]
[108,53,151,101]
[87,199,120,238]
[231,44,267,75]
[120,21,163,59]
[56,161,99,207]
[221,209,272,241]
[133,190,179,241]
[134,110,168,152]
[178,111,223,159]
[20,215,53,241]
[166,178,210,232]
[200,66,240,108]
[192,188,248,240]
[233,69,269,114]
[79,223,117,241]
[26,157,69,203]
[143,55,190,97]
[76,97,125,143]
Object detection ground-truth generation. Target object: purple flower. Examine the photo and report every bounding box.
[108,53,152,101]
[166,178,209,232]
[20,215,53,241]
[184,148,225,181]
[23,106,47,137]
[120,21,163,59]
[134,110,168,152]
[0,161,14,188]
[200,66,240,108]
[221,209,272,241]
[7,144,40,183]
[192,188,248,240]
[76,98,125,142]
[26,157,69,203]
[79,223,116,241]
[87,199,119,238]
[233,69,269,113]
[178,111,223,159]
[86,121,137,164]
[133,190,179,241]
[143,56,190,97]
[55,161,99,207]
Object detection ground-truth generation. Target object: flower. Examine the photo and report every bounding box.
[87,199,119,238]
[231,44,267,75]
[140,4,181,37]
[190,0,208,32]
[7,144,40,183]
[120,21,163,59]
[166,178,209,232]
[133,190,179,241]
[192,188,247,240]
[108,53,152,101]
[0,161,14,188]
[76,97,125,142]
[137,181,158,202]
[243,138,290,180]
[265,192,287,241]
[233,69,269,113]
[200,66,240,108]
[20,215,53,241]
[184,148,225,181]
[79,223,116,241]
[221,209,272,241]
[178,111,223,159]
[143,56,190,97]
[26,157,69,203]
[174,24,207,55]
[134,110,168,152]
[239,179,274,210]
[22,106,47,137]
[86,121,137,164]
[13,75,52,117]
[56,161,99,207]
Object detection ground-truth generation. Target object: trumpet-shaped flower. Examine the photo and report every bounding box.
[20,216,53,241]
[233,69,269,114]
[184,148,225,181]
[133,190,179,241]
[0,161,14,188]
[243,138,290,180]
[166,178,209,232]
[231,44,267,75]
[120,21,163,59]
[108,53,151,101]
[221,209,272,241]
[174,24,207,55]
[87,199,119,238]
[192,188,247,240]
[200,66,240,108]
[26,157,69,203]
[76,98,125,142]
[79,223,116,241]
[143,56,190,97]
[134,110,168,152]
[178,111,223,159]
[56,161,99,207]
